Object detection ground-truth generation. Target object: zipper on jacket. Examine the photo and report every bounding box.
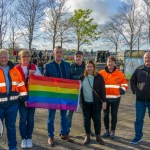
[8,69,12,101]
[59,64,62,78]
[0,68,12,102]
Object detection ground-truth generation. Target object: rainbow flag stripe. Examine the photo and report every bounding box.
[27,75,81,110]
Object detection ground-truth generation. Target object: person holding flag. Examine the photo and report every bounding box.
[44,46,73,147]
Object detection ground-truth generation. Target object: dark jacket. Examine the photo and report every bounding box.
[44,60,71,79]
[79,73,106,110]
[71,61,85,80]
[130,65,150,102]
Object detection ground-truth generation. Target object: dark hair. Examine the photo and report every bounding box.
[84,60,97,77]
[107,56,116,63]
[55,46,62,49]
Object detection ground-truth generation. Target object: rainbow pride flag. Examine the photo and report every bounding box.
[27,75,81,110]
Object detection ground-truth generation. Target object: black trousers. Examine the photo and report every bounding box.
[103,99,120,131]
[82,102,101,135]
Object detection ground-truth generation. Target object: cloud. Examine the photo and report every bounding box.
[66,0,109,24]
[3,0,120,51]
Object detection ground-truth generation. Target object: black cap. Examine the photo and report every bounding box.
[74,51,83,56]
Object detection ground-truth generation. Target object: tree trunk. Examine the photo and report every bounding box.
[12,30,15,51]
[0,42,2,48]
[129,44,132,58]
[77,40,80,51]
[129,36,133,58]
[148,22,150,49]
[137,37,140,57]
[60,36,63,47]
[29,30,33,51]
[53,35,56,49]
[115,43,118,56]
[13,42,15,52]
[0,33,2,48]
[29,37,32,51]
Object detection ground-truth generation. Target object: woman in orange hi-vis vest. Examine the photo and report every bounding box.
[99,56,128,139]
[0,49,27,150]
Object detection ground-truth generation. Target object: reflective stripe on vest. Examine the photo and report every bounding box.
[12,81,19,85]
[0,81,21,87]
[0,96,19,102]
[0,83,6,87]
[120,86,126,91]
[105,85,120,88]
[106,95,121,98]
[18,82,25,87]
[19,92,27,96]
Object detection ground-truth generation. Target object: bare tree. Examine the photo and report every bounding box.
[143,0,150,6]
[42,0,69,49]
[136,19,145,56]
[17,0,46,51]
[57,19,71,47]
[142,1,150,47]
[111,0,143,57]
[9,12,21,51]
[102,22,121,55]
[0,0,13,48]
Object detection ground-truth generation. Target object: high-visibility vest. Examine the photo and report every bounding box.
[15,63,36,88]
[0,67,27,103]
[99,69,128,99]
[15,63,36,82]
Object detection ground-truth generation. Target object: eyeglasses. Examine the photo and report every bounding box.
[22,56,31,58]
[55,51,63,54]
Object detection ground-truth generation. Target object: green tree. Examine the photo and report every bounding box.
[69,9,100,51]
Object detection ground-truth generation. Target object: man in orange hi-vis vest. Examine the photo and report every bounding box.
[0,49,27,150]
[99,56,128,139]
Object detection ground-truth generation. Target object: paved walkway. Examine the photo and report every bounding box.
[0,87,150,150]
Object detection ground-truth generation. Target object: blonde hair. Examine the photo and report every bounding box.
[19,50,31,57]
[84,60,97,77]
[0,49,9,58]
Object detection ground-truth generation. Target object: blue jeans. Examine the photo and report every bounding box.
[0,103,18,150]
[47,109,68,137]
[66,110,74,134]
[134,100,150,139]
[19,103,35,139]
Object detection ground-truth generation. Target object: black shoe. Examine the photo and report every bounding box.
[110,131,115,139]
[96,135,105,145]
[90,131,95,136]
[102,131,110,138]
[60,135,74,143]
[83,135,90,145]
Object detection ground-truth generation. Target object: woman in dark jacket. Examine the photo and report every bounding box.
[79,60,106,145]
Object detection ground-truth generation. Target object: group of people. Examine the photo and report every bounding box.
[0,47,150,150]
[31,50,52,66]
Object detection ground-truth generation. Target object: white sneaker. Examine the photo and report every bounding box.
[21,139,27,149]
[27,139,33,148]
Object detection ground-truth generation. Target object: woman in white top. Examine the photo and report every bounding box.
[15,50,41,149]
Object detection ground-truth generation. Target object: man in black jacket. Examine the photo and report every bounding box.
[66,51,85,135]
[130,52,150,144]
